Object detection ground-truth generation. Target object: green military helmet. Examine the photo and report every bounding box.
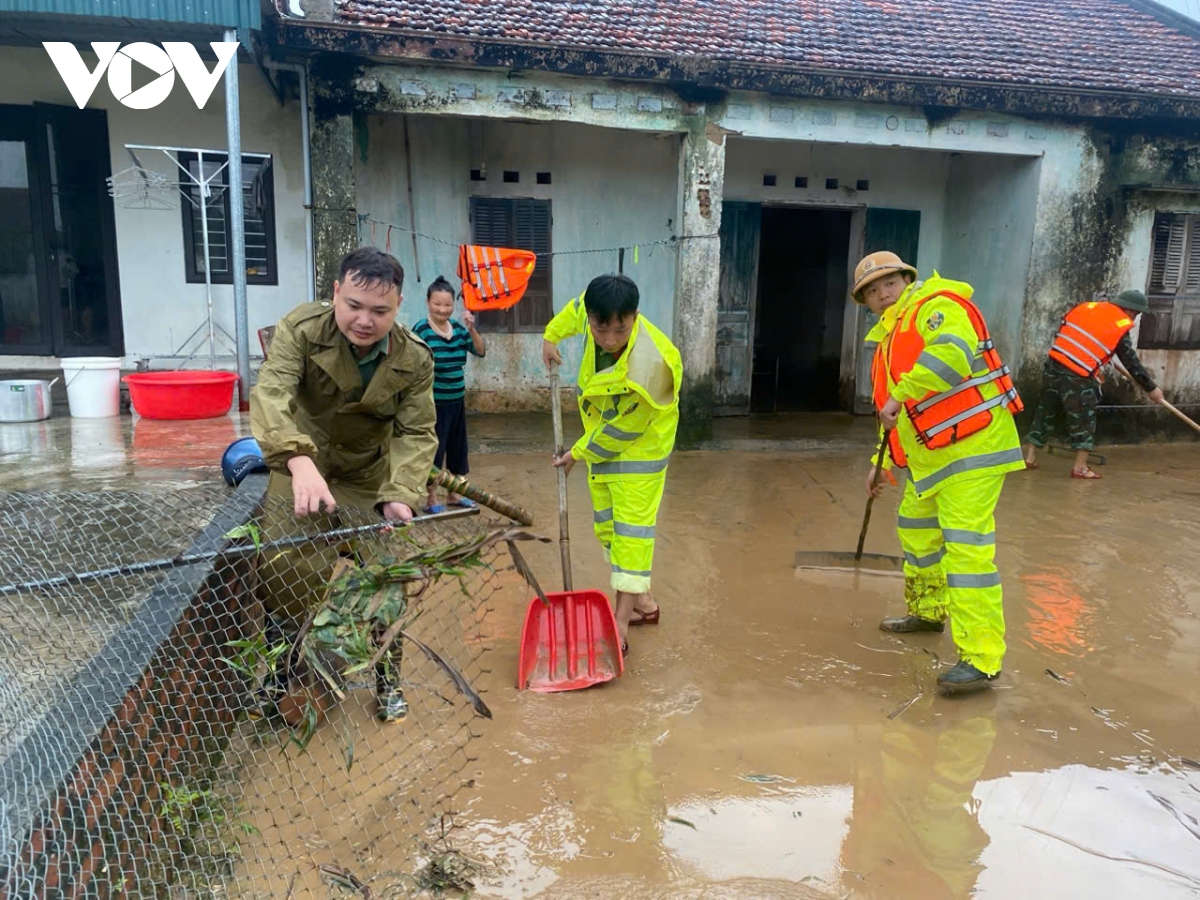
[1114,289,1148,313]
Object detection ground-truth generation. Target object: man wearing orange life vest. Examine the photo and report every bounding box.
[855,251,1025,694]
[1022,290,1164,479]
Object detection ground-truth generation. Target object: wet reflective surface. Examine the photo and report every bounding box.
[1,414,1197,897]
[459,444,1200,899]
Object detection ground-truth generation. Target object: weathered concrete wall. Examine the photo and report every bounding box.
[724,139,952,274]
[319,55,1200,427]
[1019,127,1200,414]
[0,46,308,364]
[310,58,359,301]
[353,114,679,408]
[942,153,1041,364]
[1111,187,1200,417]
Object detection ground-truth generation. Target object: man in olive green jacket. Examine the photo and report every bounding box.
[252,247,437,520]
[250,246,437,723]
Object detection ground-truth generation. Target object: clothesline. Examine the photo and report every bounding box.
[355,213,717,260]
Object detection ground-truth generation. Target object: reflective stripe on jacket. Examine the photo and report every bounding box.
[874,289,1022,456]
[866,274,1025,495]
[543,296,682,483]
[1047,301,1134,378]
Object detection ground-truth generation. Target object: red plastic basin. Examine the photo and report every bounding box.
[123,371,238,420]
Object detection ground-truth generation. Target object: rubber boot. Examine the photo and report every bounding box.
[937,660,999,695]
[879,615,945,634]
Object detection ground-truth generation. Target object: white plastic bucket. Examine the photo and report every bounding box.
[62,357,122,418]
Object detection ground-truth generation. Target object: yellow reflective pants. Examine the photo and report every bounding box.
[844,705,996,896]
[895,474,1007,675]
[588,472,665,594]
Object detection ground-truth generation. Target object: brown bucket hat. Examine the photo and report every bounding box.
[852,251,918,303]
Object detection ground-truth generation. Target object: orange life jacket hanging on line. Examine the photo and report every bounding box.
[873,291,1022,465]
[457,244,537,312]
[1047,301,1134,378]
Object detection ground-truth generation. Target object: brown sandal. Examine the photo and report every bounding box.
[1071,467,1102,480]
[629,607,660,626]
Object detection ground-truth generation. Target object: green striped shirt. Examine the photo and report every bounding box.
[413,318,482,402]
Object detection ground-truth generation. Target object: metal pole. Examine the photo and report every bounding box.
[198,151,216,368]
[299,64,315,303]
[225,27,251,410]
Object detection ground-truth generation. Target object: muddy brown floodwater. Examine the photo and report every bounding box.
[454,444,1200,899]
[1,414,1197,897]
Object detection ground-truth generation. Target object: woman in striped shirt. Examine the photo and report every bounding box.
[414,276,487,512]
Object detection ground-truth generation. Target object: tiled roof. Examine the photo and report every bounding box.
[334,0,1200,99]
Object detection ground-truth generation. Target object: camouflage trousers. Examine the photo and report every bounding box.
[1025,360,1099,451]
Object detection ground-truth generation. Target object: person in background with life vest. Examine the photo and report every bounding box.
[541,274,682,656]
[1022,290,1164,479]
[855,251,1025,694]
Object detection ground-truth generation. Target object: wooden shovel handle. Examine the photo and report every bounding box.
[856,429,891,561]
[1161,399,1200,435]
[549,361,573,591]
[1112,361,1200,435]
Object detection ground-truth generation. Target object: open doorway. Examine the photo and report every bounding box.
[752,206,852,411]
[0,104,122,357]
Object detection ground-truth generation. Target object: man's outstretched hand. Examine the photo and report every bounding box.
[381,501,415,523]
[287,455,336,517]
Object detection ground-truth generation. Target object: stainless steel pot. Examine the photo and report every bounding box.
[0,378,57,423]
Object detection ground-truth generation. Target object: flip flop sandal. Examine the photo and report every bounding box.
[423,504,447,514]
[450,498,477,509]
[1070,468,1102,480]
[629,607,660,626]
[1023,461,1040,471]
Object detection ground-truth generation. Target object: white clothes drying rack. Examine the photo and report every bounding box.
[107,144,270,369]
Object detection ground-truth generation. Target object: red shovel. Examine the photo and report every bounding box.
[516,363,624,692]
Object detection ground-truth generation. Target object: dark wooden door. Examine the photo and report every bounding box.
[853,208,921,413]
[715,201,761,415]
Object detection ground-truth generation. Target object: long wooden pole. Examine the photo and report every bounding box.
[429,469,533,526]
[855,429,891,561]
[1112,360,1200,435]
[549,362,573,591]
[1162,398,1200,435]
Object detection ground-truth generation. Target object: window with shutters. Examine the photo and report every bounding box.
[179,152,277,286]
[1142,212,1200,350]
[469,197,552,333]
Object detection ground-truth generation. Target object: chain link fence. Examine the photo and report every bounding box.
[0,477,530,898]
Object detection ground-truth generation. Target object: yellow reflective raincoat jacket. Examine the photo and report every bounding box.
[543,296,682,593]
[867,274,1024,496]
[543,296,682,481]
[867,273,1019,676]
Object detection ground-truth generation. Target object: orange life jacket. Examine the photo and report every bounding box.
[1047,301,1134,378]
[457,244,537,312]
[872,291,1022,466]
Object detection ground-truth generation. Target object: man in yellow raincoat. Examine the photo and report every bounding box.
[855,252,1025,693]
[541,274,682,654]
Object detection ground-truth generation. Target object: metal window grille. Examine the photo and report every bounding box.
[181,153,278,287]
